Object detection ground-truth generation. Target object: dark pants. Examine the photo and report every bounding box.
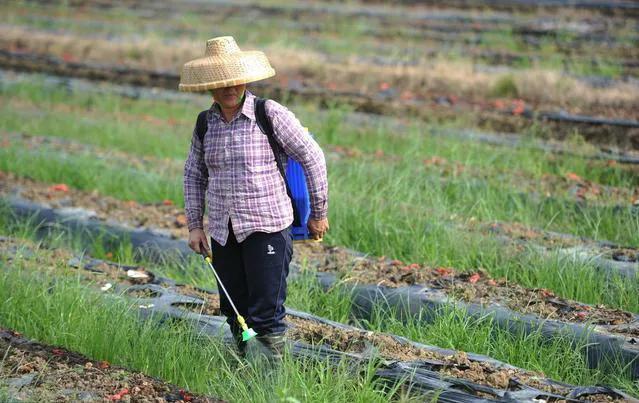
[210,221,293,335]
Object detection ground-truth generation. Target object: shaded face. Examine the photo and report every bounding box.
[210,84,246,109]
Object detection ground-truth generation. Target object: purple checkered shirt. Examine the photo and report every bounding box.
[183,91,328,246]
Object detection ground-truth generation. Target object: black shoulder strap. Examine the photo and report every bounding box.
[254,97,301,226]
[195,109,209,144]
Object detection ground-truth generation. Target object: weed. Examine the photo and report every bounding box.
[489,75,519,98]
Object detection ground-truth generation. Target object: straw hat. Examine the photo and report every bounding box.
[179,36,275,92]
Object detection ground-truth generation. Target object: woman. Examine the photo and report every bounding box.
[180,37,329,357]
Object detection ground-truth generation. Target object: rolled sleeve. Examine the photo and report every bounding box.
[183,128,208,231]
[268,101,328,220]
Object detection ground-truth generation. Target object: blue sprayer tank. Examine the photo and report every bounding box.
[286,129,313,241]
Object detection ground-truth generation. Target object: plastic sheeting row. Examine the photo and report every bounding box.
[5,197,638,380]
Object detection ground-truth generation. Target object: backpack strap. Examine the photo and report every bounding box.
[195,109,209,144]
[254,97,301,226]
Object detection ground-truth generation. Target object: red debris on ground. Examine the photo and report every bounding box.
[61,52,76,62]
[180,389,194,402]
[435,267,454,276]
[565,172,583,182]
[107,388,129,401]
[423,156,448,166]
[540,289,553,298]
[51,348,64,356]
[175,214,188,228]
[468,273,481,284]
[162,199,174,206]
[48,184,69,192]
[512,99,526,116]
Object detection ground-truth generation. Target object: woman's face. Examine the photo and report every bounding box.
[210,84,246,109]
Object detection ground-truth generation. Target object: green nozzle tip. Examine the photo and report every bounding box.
[242,328,257,341]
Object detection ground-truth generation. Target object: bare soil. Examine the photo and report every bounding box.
[0,328,223,402]
[285,316,578,397]
[294,242,639,335]
[0,170,191,240]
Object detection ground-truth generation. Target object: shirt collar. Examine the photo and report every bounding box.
[210,90,256,122]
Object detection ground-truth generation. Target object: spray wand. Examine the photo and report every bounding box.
[201,251,257,342]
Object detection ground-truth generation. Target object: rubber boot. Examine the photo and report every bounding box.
[230,325,247,358]
[255,331,287,360]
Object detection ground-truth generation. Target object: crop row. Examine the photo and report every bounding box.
[8,3,639,62]
[2,19,638,117]
[2,50,638,152]
[5,69,639,165]
[1,230,637,400]
[3,180,638,382]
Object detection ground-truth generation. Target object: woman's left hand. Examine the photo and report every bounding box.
[308,218,330,241]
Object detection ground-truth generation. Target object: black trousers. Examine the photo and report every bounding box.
[210,221,293,335]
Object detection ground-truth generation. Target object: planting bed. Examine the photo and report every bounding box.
[1,238,635,402]
[297,242,638,329]
[484,221,638,263]
[0,329,221,402]
[3,171,636,279]
[3,188,638,380]
[5,131,637,210]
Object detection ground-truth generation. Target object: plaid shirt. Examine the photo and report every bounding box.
[183,91,328,245]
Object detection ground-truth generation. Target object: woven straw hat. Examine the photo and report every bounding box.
[179,36,275,92]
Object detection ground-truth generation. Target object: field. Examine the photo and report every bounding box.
[1,0,638,401]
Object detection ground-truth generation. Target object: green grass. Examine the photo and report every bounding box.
[0,222,636,398]
[0,264,411,402]
[2,78,638,313]
[0,144,183,205]
[4,78,637,190]
[4,140,638,277]
[489,74,519,98]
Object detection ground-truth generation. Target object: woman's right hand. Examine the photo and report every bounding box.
[188,228,211,257]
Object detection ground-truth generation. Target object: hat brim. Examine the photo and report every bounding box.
[179,69,275,92]
[179,50,276,92]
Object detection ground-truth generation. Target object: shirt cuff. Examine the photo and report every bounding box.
[310,209,328,221]
[187,217,204,232]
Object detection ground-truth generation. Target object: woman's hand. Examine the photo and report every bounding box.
[188,228,211,256]
[308,218,330,241]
